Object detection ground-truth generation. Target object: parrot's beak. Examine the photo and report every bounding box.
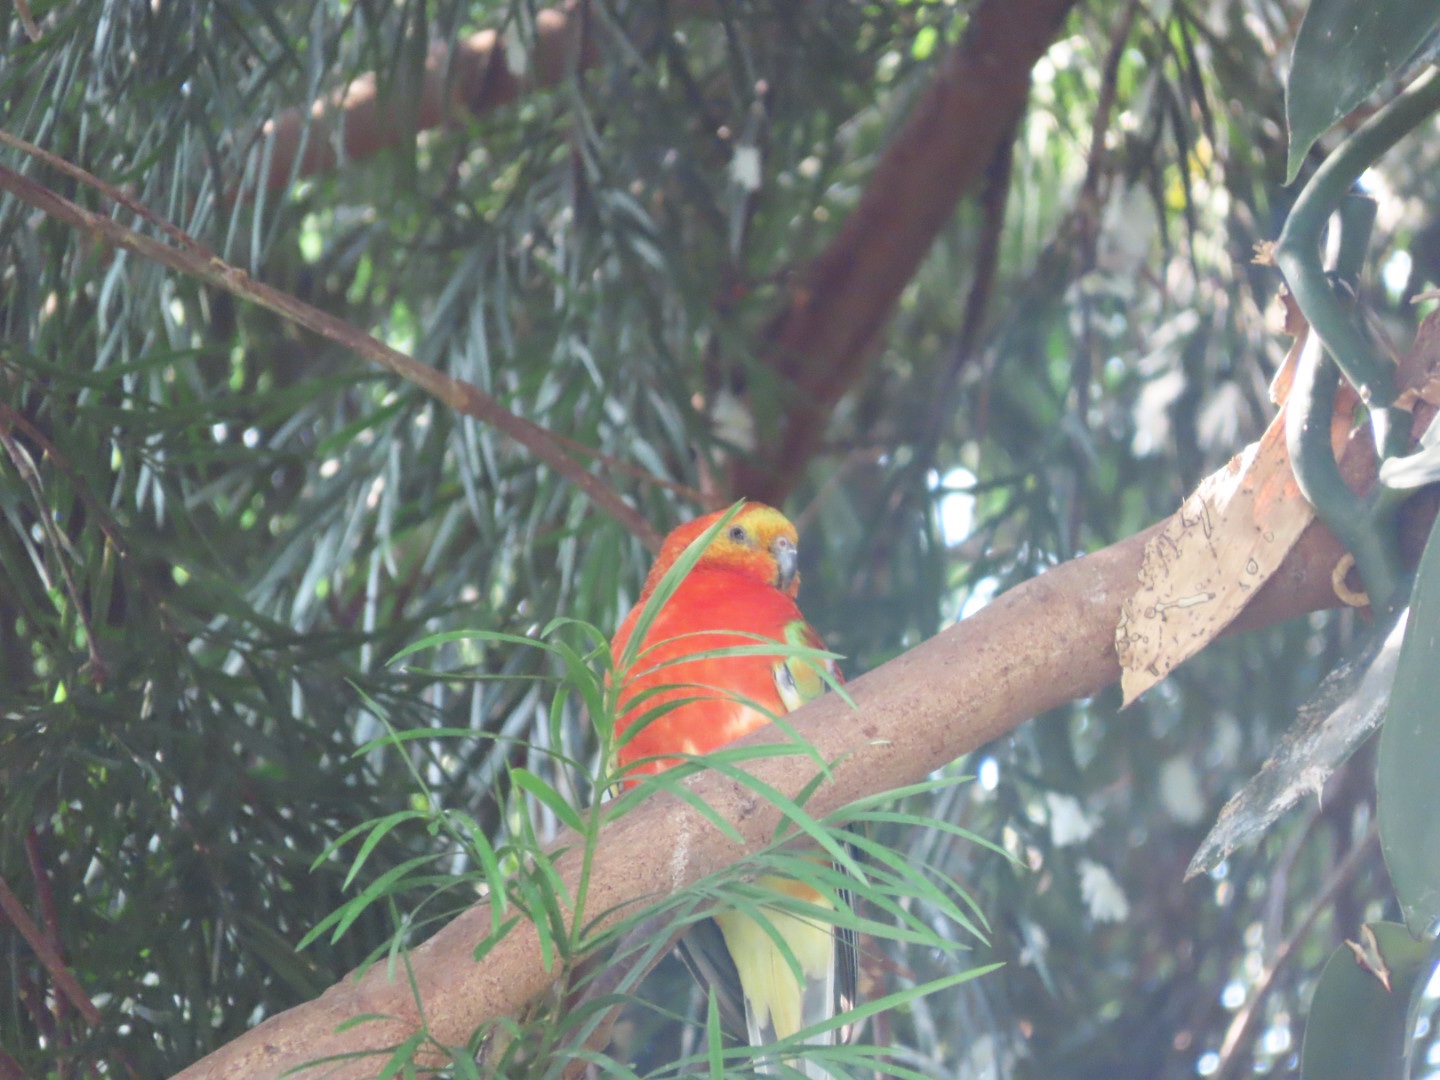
[772,536,798,593]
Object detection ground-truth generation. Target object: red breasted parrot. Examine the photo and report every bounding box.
[610,502,855,1076]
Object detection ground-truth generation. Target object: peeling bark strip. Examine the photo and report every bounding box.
[244,0,597,195]
[736,0,1081,504]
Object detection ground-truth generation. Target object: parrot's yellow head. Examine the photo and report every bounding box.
[647,502,801,597]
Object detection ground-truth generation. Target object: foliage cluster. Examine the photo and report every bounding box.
[2,0,1438,1077]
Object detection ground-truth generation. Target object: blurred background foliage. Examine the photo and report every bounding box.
[1,0,1435,1076]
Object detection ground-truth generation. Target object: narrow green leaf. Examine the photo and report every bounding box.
[454,813,509,924]
[297,853,440,949]
[614,503,746,674]
[329,1013,396,1035]
[507,868,560,973]
[538,614,609,653]
[387,628,560,666]
[706,990,724,1079]
[511,766,586,834]
[343,810,433,889]
[697,756,860,875]
[376,1031,426,1080]
[473,915,523,964]
[447,1043,484,1080]
[550,1047,645,1080]
[614,765,750,843]
[789,962,1003,1046]
[549,635,608,727]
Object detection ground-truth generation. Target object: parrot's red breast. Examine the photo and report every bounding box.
[611,502,830,785]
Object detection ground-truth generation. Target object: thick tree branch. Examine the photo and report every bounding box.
[166,335,1440,1079]
[239,1,597,195]
[0,144,661,551]
[165,523,1349,1080]
[734,0,1079,503]
[228,0,1080,509]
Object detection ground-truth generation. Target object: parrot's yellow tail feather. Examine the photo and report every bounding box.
[715,876,839,1077]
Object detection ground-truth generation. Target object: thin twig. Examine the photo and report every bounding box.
[793,447,885,536]
[0,399,130,558]
[557,914,685,1080]
[1079,0,1142,206]
[0,129,212,258]
[0,148,663,551]
[549,428,705,505]
[1259,799,1325,952]
[734,0,1080,503]
[0,875,103,1027]
[13,0,41,41]
[25,830,66,1023]
[914,114,1016,468]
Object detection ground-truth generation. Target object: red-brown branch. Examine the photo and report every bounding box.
[734,0,1080,503]
[229,0,1080,509]
[0,876,102,1028]
[238,1,597,196]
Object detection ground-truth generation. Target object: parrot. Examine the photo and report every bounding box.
[609,501,856,1077]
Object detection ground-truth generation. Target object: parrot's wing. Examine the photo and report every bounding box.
[674,917,749,1034]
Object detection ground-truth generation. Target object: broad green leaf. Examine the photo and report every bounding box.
[1300,922,1436,1080]
[1286,1,1440,180]
[1380,515,1440,933]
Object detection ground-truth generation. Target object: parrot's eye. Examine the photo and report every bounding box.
[728,525,750,544]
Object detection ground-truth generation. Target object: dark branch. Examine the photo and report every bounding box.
[733,0,1080,503]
